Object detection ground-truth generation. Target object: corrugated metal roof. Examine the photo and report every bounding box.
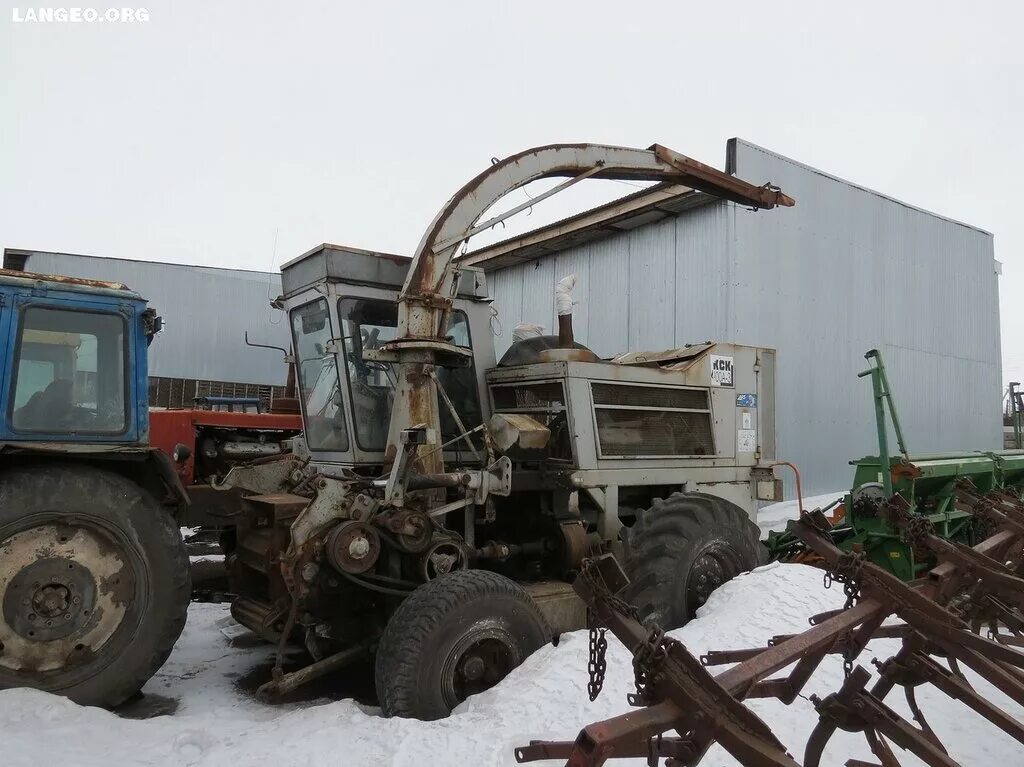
[460,184,714,270]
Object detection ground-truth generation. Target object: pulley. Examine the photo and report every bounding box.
[325,521,382,575]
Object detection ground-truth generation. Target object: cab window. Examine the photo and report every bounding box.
[290,298,349,451]
[338,298,482,453]
[10,307,127,433]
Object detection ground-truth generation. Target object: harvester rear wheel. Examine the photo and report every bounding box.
[0,465,190,707]
[375,569,550,720]
[624,492,765,628]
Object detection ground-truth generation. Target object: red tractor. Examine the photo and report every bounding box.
[149,396,302,596]
[149,403,302,525]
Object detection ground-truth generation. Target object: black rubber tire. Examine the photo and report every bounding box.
[0,464,190,707]
[624,492,765,629]
[375,569,550,720]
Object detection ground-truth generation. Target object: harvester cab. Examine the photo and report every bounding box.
[219,142,796,719]
[0,269,190,707]
[278,246,494,470]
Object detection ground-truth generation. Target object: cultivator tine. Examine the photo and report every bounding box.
[903,687,942,749]
[907,649,1024,745]
[864,730,903,767]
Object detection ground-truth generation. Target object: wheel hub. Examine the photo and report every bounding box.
[441,622,520,709]
[7,558,96,642]
[35,584,70,618]
[459,654,486,681]
[0,523,134,673]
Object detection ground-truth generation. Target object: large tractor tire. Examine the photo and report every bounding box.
[375,569,550,720]
[624,492,765,629]
[0,465,190,707]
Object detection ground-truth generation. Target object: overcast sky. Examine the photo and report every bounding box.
[2,0,1022,386]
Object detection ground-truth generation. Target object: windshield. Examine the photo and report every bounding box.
[290,298,349,451]
[9,307,127,434]
[339,298,482,453]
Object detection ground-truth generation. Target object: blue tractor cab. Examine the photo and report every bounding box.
[0,269,190,707]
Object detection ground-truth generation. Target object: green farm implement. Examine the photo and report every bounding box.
[767,348,1024,580]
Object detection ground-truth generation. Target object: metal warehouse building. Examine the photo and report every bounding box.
[2,249,292,404]
[462,139,1002,495]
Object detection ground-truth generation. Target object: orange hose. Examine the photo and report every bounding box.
[771,461,804,515]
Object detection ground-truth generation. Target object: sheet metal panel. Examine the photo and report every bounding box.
[674,202,732,343]
[489,260,525,351]
[627,217,675,351]
[12,251,291,385]
[491,203,724,360]
[731,139,1000,494]
[520,256,556,341]
[584,235,632,356]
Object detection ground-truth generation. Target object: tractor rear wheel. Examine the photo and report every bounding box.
[0,465,190,706]
[624,492,765,629]
[375,569,550,720]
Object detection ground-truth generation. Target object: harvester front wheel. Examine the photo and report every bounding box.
[624,492,765,628]
[0,465,190,707]
[375,569,550,720]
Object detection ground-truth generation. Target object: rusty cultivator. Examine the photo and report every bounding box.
[516,479,1024,766]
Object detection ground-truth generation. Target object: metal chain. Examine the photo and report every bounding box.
[905,514,935,553]
[970,500,999,542]
[586,607,608,702]
[822,551,866,678]
[823,550,866,610]
[842,643,854,679]
[579,558,641,701]
[632,626,671,701]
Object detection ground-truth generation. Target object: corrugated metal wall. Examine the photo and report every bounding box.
[488,140,1002,495]
[491,203,735,357]
[14,252,292,385]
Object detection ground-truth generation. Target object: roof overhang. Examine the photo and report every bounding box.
[459,183,719,271]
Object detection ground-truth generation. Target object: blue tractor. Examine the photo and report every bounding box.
[0,268,190,706]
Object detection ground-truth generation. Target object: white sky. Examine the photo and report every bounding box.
[2,0,1022,386]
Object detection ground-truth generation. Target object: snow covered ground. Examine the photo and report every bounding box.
[3,561,1023,766]
[756,491,846,538]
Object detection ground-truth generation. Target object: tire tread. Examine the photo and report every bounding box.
[624,492,765,627]
[375,569,548,719]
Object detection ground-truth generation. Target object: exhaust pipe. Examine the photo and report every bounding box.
[555,274,576,349]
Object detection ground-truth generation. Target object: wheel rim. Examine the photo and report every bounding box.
[0,518,140,678]
[685,540,742,616]
[440,620,520,710]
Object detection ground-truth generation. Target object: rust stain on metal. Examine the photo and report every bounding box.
[0,268,132,292]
